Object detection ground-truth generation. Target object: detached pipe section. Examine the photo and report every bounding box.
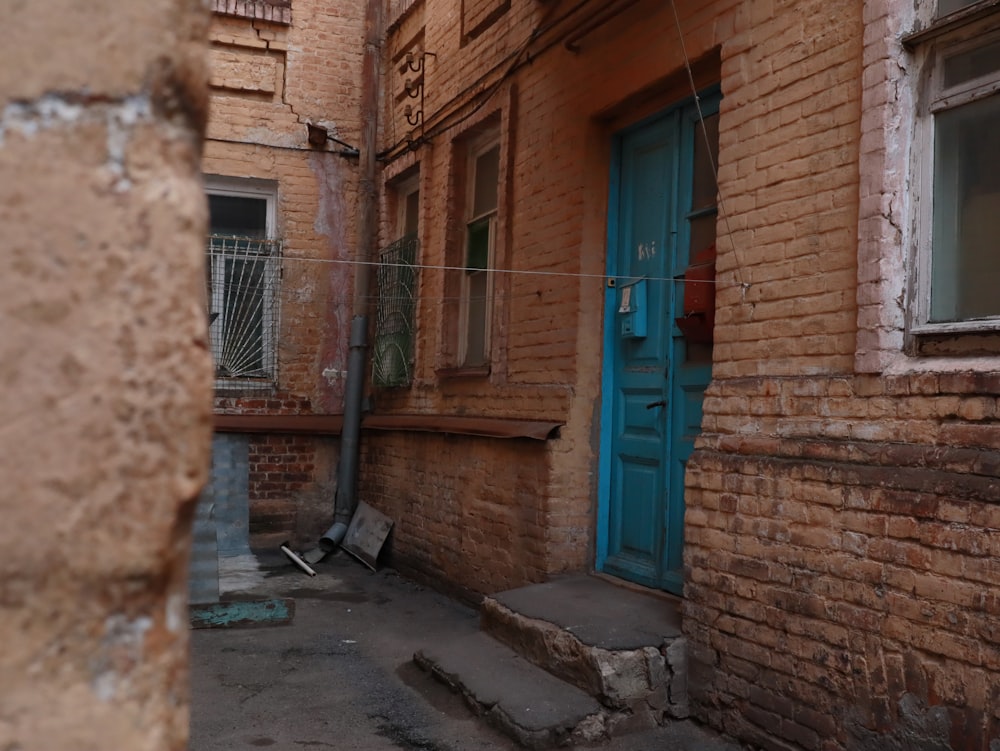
[322,316,369,551]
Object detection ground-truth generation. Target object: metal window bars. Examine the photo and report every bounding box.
[206,235,281,392]
[373,234,418,387]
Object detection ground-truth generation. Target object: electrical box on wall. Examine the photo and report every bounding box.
[618,278,647,338]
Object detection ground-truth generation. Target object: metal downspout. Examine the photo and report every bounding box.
[327,0,384,544]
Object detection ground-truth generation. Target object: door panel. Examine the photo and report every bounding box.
[602,114,676,589]
[600,92,720,594]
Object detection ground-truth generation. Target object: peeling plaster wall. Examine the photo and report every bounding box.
[0,1,213,748]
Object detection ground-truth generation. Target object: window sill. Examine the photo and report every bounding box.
[214,378,277,396]
[910,317,1000,336]
[906,323,1000,358]
[363,414,561,440]
[435,365,491,380]
[210,0,291,25]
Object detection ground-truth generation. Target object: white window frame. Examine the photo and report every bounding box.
[204,175,280,390]
[908,3,1000,336]
[458,136,499,368]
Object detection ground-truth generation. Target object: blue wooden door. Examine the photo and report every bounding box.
[599,93,720,594]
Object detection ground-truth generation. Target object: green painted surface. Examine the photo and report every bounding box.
[190,598,295,629]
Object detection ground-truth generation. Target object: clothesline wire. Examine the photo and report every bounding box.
[278,253,743,286]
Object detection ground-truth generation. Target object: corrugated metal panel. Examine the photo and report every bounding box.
[189,488,220,605]
[210,434,253,558]
[213,414,344,434]
[361,414,563,440]
[189,433,254,605]
[210,413,562,440]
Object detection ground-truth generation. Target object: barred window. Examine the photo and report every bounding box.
[205,179,281,390]
[374,176,419,387]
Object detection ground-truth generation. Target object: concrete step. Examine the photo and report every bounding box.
[481,574,689,722]
[414,631,606,749]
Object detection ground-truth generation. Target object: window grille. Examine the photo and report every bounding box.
[373,234,418,387]
[206,234,281,391]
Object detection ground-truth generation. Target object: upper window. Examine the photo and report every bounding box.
[909,3,1000,334]
[460,140,500,367]
[205,177,281,390]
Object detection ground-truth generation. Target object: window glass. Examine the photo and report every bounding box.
[938,0,979,16]
[209,195,267,237]
[464,271,489,366]
[467,217,491,269]
[930,92,1000,321]
[943,37,1000,89]
[472,145,500,217]
[404,189,420,236]
[222,257,266,373]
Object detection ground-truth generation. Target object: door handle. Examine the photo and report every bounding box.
[645,400,666,409]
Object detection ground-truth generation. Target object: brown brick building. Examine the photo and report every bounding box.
[200,0,1000,748]
[356,0,1000,749]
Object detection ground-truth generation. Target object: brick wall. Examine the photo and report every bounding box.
[679,1,1000,748]
[686,373,1000,750]
[362,431,552,596]
[247,433,336,548]
[203,0,365,545]
[368,0,1000,749]
[712,0,861,380]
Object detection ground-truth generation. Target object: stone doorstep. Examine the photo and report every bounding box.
[413,575,691,748]
[415,632,616,749]
[480,577,688,722]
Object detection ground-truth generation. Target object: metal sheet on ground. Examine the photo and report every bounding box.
[342,501,393,571]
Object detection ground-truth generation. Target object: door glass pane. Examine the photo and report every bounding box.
[690,113,720,212]
[688,213,717,263]
[931,93,1000,321]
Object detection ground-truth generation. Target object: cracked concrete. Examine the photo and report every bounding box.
[190,555,741,751]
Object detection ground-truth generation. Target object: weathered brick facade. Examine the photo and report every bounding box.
[366,0,742,593]
[203,0,366,546]
[358,0,1000,749]
[686,374,1000,750]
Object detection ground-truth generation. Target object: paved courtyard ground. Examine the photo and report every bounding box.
[188,553,742,751]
